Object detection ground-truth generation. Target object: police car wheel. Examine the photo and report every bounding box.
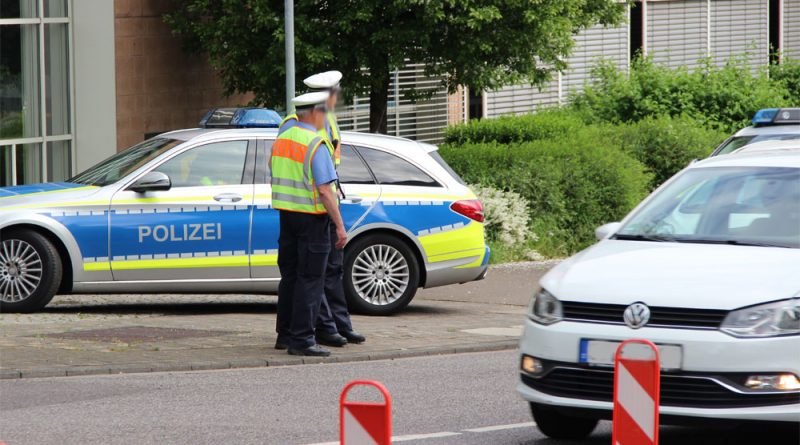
[344,234,419,316]
[529,403,598,439]
[0,230,62,313]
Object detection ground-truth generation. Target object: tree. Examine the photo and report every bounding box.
[165,0,625,133]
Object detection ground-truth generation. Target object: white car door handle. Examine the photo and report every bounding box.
[214,193,242,203]
[342,194,363,204]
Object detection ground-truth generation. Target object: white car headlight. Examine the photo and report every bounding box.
[529,288,563,325]
[721,299,800,338]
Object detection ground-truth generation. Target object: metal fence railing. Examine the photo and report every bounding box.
[337,63,465,144]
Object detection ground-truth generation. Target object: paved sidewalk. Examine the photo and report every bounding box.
[0,262,554,379]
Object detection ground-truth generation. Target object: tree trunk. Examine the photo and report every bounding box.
[368,57,391,134]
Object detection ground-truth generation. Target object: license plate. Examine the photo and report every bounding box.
[579,339,682,370]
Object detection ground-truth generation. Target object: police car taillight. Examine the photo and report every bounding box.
[199,107,282,128]
[752,108,800,126]
[450,199,484,223]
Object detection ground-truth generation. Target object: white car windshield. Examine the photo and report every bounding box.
[616,166,800,249]
[69,138,182,186]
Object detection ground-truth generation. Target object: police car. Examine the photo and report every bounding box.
[0,108,489,314]
[711,108,800,156]
[518,149,800,439]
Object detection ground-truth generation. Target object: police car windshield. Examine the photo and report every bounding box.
[716,134,800,156]
[69,138,182,186]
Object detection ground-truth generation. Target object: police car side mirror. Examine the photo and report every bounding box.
[129,171,171,193]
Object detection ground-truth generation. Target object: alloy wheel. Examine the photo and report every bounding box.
[0,239,43,303]
[351,244,409,305]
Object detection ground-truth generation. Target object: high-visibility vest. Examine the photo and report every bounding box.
[322,112,341,166]
[270,125,335,214]
[279,112,341,166]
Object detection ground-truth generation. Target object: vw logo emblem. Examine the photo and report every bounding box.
[782,111,791,120]
[623,302,650,329]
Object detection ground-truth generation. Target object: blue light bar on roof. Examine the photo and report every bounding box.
[752,108,779,125]
[752,108,800,126]
[199,107,281,128]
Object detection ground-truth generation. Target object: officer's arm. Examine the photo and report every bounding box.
[318,184,347,248]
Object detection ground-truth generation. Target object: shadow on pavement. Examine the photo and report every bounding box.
[523,424,799,445]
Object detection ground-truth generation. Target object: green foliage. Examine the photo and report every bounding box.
[440,131,651,257]
[164,0,624,131]
[613,115,727,188]
[444,108,587,144]
[571,56,797,132]
[770,57,800,102]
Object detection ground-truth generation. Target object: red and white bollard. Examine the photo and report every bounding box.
[340,380,392,445]
[612,339,661,445]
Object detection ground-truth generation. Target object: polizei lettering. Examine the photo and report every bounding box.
[138,223,222,243]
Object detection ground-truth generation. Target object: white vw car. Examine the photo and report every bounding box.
[518,150,800,439]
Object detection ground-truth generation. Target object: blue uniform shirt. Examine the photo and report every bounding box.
[293,121,337,186]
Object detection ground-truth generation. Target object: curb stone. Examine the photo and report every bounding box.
[1,340,519,380]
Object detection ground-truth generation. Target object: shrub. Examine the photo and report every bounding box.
[613,115,727,188]
[770,57,800,102]
[469,183,533,246]
[442,130,651,256]
[444,108,587,145]
[572,56,797,132]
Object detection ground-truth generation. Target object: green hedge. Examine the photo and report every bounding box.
[613,115,727,187]
[571,56,799,132]
[444,108,586,145]
[440,130,651,257]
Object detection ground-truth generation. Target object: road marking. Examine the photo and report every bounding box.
[464,421,536,433]
[393,432,462,441]
[303,421,537,444]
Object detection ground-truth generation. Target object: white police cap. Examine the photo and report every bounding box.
[292,91,330,110]
[304,70,343,90]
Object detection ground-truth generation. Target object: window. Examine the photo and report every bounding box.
[154,140,249,188]
[70,138,181,186]
[715,134,800,156]
[618,167,800,248]
[338,145,375,184]
[0,0,72,186]
[356,146,439,187]
[429,150,465,185]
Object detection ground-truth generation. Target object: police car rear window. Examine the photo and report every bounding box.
[429,151,466,186]
[356,147,440,187]
[70,138,182,186]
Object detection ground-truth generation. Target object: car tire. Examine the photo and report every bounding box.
[344,233,420,316]
[0,229,62,313]
[530,403,598,440]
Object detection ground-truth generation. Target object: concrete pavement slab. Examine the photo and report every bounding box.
[0,262,553,379]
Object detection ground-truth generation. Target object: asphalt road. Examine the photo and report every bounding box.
[2,350,797,445]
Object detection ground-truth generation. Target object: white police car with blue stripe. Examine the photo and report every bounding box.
[0,108,489,314]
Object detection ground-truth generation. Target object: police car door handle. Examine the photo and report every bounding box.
[213,193,243,203]
[342,194,363,204]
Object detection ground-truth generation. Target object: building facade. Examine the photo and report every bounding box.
[1,0,246,186]
[1,0,797,186]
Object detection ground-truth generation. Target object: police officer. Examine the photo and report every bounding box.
[272,91,347,357]
[304,71,366,347]
[280,71,365,348]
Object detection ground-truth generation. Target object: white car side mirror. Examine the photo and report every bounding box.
[595,222,622,241]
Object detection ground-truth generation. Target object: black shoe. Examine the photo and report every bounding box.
[274,341,288,350]
[288,344,331,357]
[316,331,348,347]
[340,330,366,344]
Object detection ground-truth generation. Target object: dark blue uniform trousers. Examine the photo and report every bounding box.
[276,210,331,350]
[317,224,354,334]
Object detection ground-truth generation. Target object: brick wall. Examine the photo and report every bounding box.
[114,0,252,150]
